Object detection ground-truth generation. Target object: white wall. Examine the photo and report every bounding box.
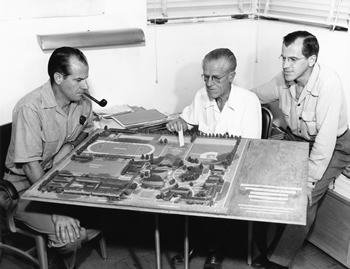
[143,19,257,114]
[1,1,350,127]
[0,0,149,124]
[0,0,259,125]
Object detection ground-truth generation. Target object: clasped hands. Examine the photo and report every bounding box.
[52,214,81,243]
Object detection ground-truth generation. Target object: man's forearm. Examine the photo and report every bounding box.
[53,132,90,167]
[22,161,45,185]
[70,131,89,148]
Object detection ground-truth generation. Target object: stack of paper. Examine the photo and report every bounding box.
[94,104,134,118]
[110,108,169,129]
[333,173,350,199]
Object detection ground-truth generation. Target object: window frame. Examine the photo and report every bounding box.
[146,0,350,31]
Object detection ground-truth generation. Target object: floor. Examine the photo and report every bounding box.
[1,211,348,269]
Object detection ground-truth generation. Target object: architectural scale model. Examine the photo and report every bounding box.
[23,127,308,223]
[25,127,249,215]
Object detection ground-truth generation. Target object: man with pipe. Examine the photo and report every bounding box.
[1,47,112,269]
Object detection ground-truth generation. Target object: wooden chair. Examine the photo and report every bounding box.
[0,180,48,268]
[0,180,108,269]
[0,121,107,268]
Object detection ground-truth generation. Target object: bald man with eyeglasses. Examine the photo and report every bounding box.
[167,48,261,139]
[166,48,262,269]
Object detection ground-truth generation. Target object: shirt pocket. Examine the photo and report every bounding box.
[42,130,60,157]
[301,111,317,135]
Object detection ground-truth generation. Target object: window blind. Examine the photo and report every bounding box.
[256,0,350,31]
[147,0,255,22]
[147,0,350,31]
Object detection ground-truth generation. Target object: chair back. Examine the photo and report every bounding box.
[261,107,273,139]
[0,123,12,180]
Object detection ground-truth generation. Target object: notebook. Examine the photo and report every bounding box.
[111,109,168,128]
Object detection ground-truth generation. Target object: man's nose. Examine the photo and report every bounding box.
[81,80,89,90]
[206,77,214,87]
[283,59,292,68]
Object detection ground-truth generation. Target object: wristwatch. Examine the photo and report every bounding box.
[68,142,75,149]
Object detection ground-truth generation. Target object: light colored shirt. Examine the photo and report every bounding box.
[251,63,348,185]
[181,84,262,139]
[6,80,94,175]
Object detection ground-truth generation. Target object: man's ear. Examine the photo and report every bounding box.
[308,55,317,67]
[229,71,236,83]
[54,72,63,85]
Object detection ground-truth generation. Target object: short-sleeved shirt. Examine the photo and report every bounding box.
[251,63,348,183]
[6,80,94,175]
[181,84,262,139]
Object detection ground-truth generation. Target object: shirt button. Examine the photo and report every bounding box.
[299,130,302,133]
[297,104,301,106]
[299,117,302,120]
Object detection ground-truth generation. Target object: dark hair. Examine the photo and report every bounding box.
[202,48,237,72]
[283,31,319,59]
[48,47,88,85]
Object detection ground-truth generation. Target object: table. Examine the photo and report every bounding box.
[21,128,309,268]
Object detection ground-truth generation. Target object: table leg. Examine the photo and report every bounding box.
[155,214,161,269]
[184,215,189,269]
[247,220,253,265]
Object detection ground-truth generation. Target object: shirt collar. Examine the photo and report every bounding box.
[41,80,58,109]
[40,80,80,112]
[204,84,235,110]
[285,63,320,96]
[305,63,320,96]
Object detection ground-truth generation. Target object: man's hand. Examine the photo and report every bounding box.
[307,186,313,206]
[53,143,74,166]
[166,117,188,133]
[52,214,81,243]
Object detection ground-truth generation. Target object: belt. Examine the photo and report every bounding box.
[4,168,13,176]
[286,126,348,141]
[3,169,25,178]
[285,126,314,143]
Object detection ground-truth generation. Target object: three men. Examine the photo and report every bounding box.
[3,47,110,269]
[4,30,346,269]
[251,31,350,269]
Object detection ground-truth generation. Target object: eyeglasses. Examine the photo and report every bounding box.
[279,56,306,65]
[201,71,231,84]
